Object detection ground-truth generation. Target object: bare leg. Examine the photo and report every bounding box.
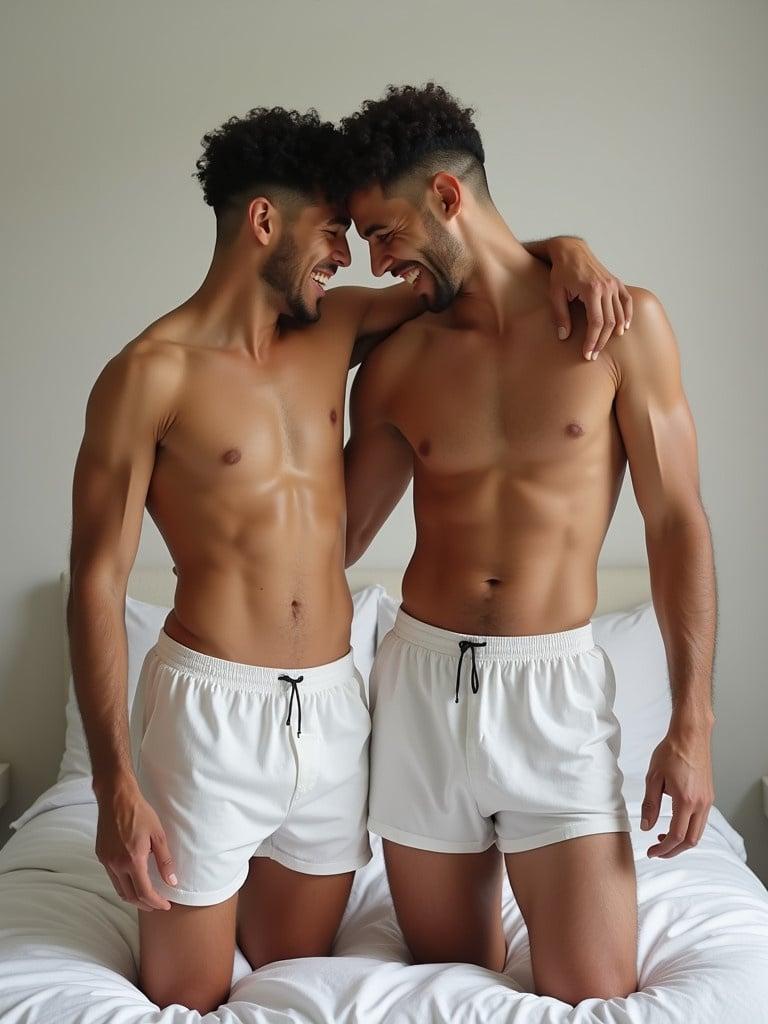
[235,856,355,968]
[383,839,507,970]
[504,831,638,1004]
[137,892,238,1013]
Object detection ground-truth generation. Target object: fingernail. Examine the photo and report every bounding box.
[591,351,599,360]
[558,326,567,340]
[641,818,648,829]
[625,321,631,330]
[169,874,178,886]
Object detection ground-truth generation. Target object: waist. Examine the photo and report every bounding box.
[154,628,356,692]
[392,606,595,660]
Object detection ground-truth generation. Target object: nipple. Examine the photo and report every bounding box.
[222,448,242,464]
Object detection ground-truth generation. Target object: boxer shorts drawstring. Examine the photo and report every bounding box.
[279,674,304,737]
[455,640,487,703]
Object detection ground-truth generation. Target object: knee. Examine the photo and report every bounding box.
[141,972,229,1015]
[541,966,638,1004]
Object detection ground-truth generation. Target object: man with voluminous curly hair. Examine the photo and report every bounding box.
[67,101,635,1013]
[344,83,715,1005]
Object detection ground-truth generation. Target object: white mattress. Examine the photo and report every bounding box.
[2,775,768,1023]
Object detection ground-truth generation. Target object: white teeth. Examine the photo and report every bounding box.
[311,272,330,288]
[401,266,421,287]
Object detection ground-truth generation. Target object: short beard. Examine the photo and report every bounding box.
[262,231,318,324]
[419,208,464,312]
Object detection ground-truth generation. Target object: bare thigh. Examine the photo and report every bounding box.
[235,855,355,969]
[138,892,238,1014]
[383,839,507,971]
[504,831,638,1004]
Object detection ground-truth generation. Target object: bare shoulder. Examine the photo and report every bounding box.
[603,285,682,386]
[86,331,186,433]
[350,316,429,415]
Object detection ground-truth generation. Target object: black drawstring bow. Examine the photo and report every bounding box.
[279,674,304,737]
[455,640,487,703]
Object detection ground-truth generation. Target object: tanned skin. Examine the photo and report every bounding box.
[345,176,715,1004]
[67,175,630,1012]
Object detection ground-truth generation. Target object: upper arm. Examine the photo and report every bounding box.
[323,283,425,368]
[69,344,181,592]
[344,336,415,557]
[613,288,703,532]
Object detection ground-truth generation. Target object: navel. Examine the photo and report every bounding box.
[222,447,242,464]
[330,408,338,424]
[418,438,431,457]
[565,422,584,438]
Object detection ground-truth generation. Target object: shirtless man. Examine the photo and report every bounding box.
[67,104,632,1014]
[342,84,716,1005]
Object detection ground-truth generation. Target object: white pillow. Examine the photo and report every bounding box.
[57,586,384,783]
[57,595,168,782]
[592,601,672,780]
[375,595,671,781]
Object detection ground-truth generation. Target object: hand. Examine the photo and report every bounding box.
[95,778,178,910]
[548,238,633,360]
[641,719,715,858]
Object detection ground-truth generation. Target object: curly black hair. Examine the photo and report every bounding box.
[194,106,339,216]
[334,83,489,203]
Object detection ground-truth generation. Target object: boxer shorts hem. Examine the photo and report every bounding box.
[368,817,497,855]
[496,814,632,854]
[252,838,372,875]
[150,862,250,907]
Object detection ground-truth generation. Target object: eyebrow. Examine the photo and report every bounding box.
[362,223,388,239]
[328,215,352,229]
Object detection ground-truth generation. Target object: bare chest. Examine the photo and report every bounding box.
[391,336,619,475]
[152,348,347,492]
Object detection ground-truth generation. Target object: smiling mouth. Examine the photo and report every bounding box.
[396,264,422,288]
[310,270,333,290]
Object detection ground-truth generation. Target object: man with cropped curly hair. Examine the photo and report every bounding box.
[343,83,715,1005]
[67,101,634,1013]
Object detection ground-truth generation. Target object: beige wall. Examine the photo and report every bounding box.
[1,1,766,879]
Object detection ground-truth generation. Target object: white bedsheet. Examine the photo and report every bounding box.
[2,776,768,1024]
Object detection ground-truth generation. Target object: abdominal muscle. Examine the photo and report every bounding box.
[150,478,353,670]
[401,469,620,638]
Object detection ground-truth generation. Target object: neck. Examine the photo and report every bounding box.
[180,241,283,359]
[452,203,551,333]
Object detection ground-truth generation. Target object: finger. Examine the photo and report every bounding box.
[612,291,625,339]
[648,807,693,858]
[151,831,179,891]
[131,859,172,911]
[105,865,129,902]
[593,290,622,355]
[582,287,603,359]
[685,810,705,849]
[592,292,616,357]
[118,870,147,910]
[619,283,633,330]
[550,287,572,341]
[641,772,664,830]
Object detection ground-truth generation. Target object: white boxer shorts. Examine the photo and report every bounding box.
[368,607,630,854]
[128,630,372,906]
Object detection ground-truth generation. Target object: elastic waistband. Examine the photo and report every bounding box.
[392,607,595,660]
[153,630,357,693]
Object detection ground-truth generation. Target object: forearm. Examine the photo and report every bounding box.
[521,235,584,267]
[645,512,717,730]
[66,577,138,800]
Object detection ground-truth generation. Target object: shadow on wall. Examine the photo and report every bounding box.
[0,580,69,848]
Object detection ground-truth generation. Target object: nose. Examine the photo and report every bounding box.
[370,244,393,278]
[332,238,351,269]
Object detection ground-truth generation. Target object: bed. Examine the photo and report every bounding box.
[1,565,767,1023]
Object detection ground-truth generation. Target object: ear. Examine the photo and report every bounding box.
[431,172,462,221]
[247,197,278,246]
